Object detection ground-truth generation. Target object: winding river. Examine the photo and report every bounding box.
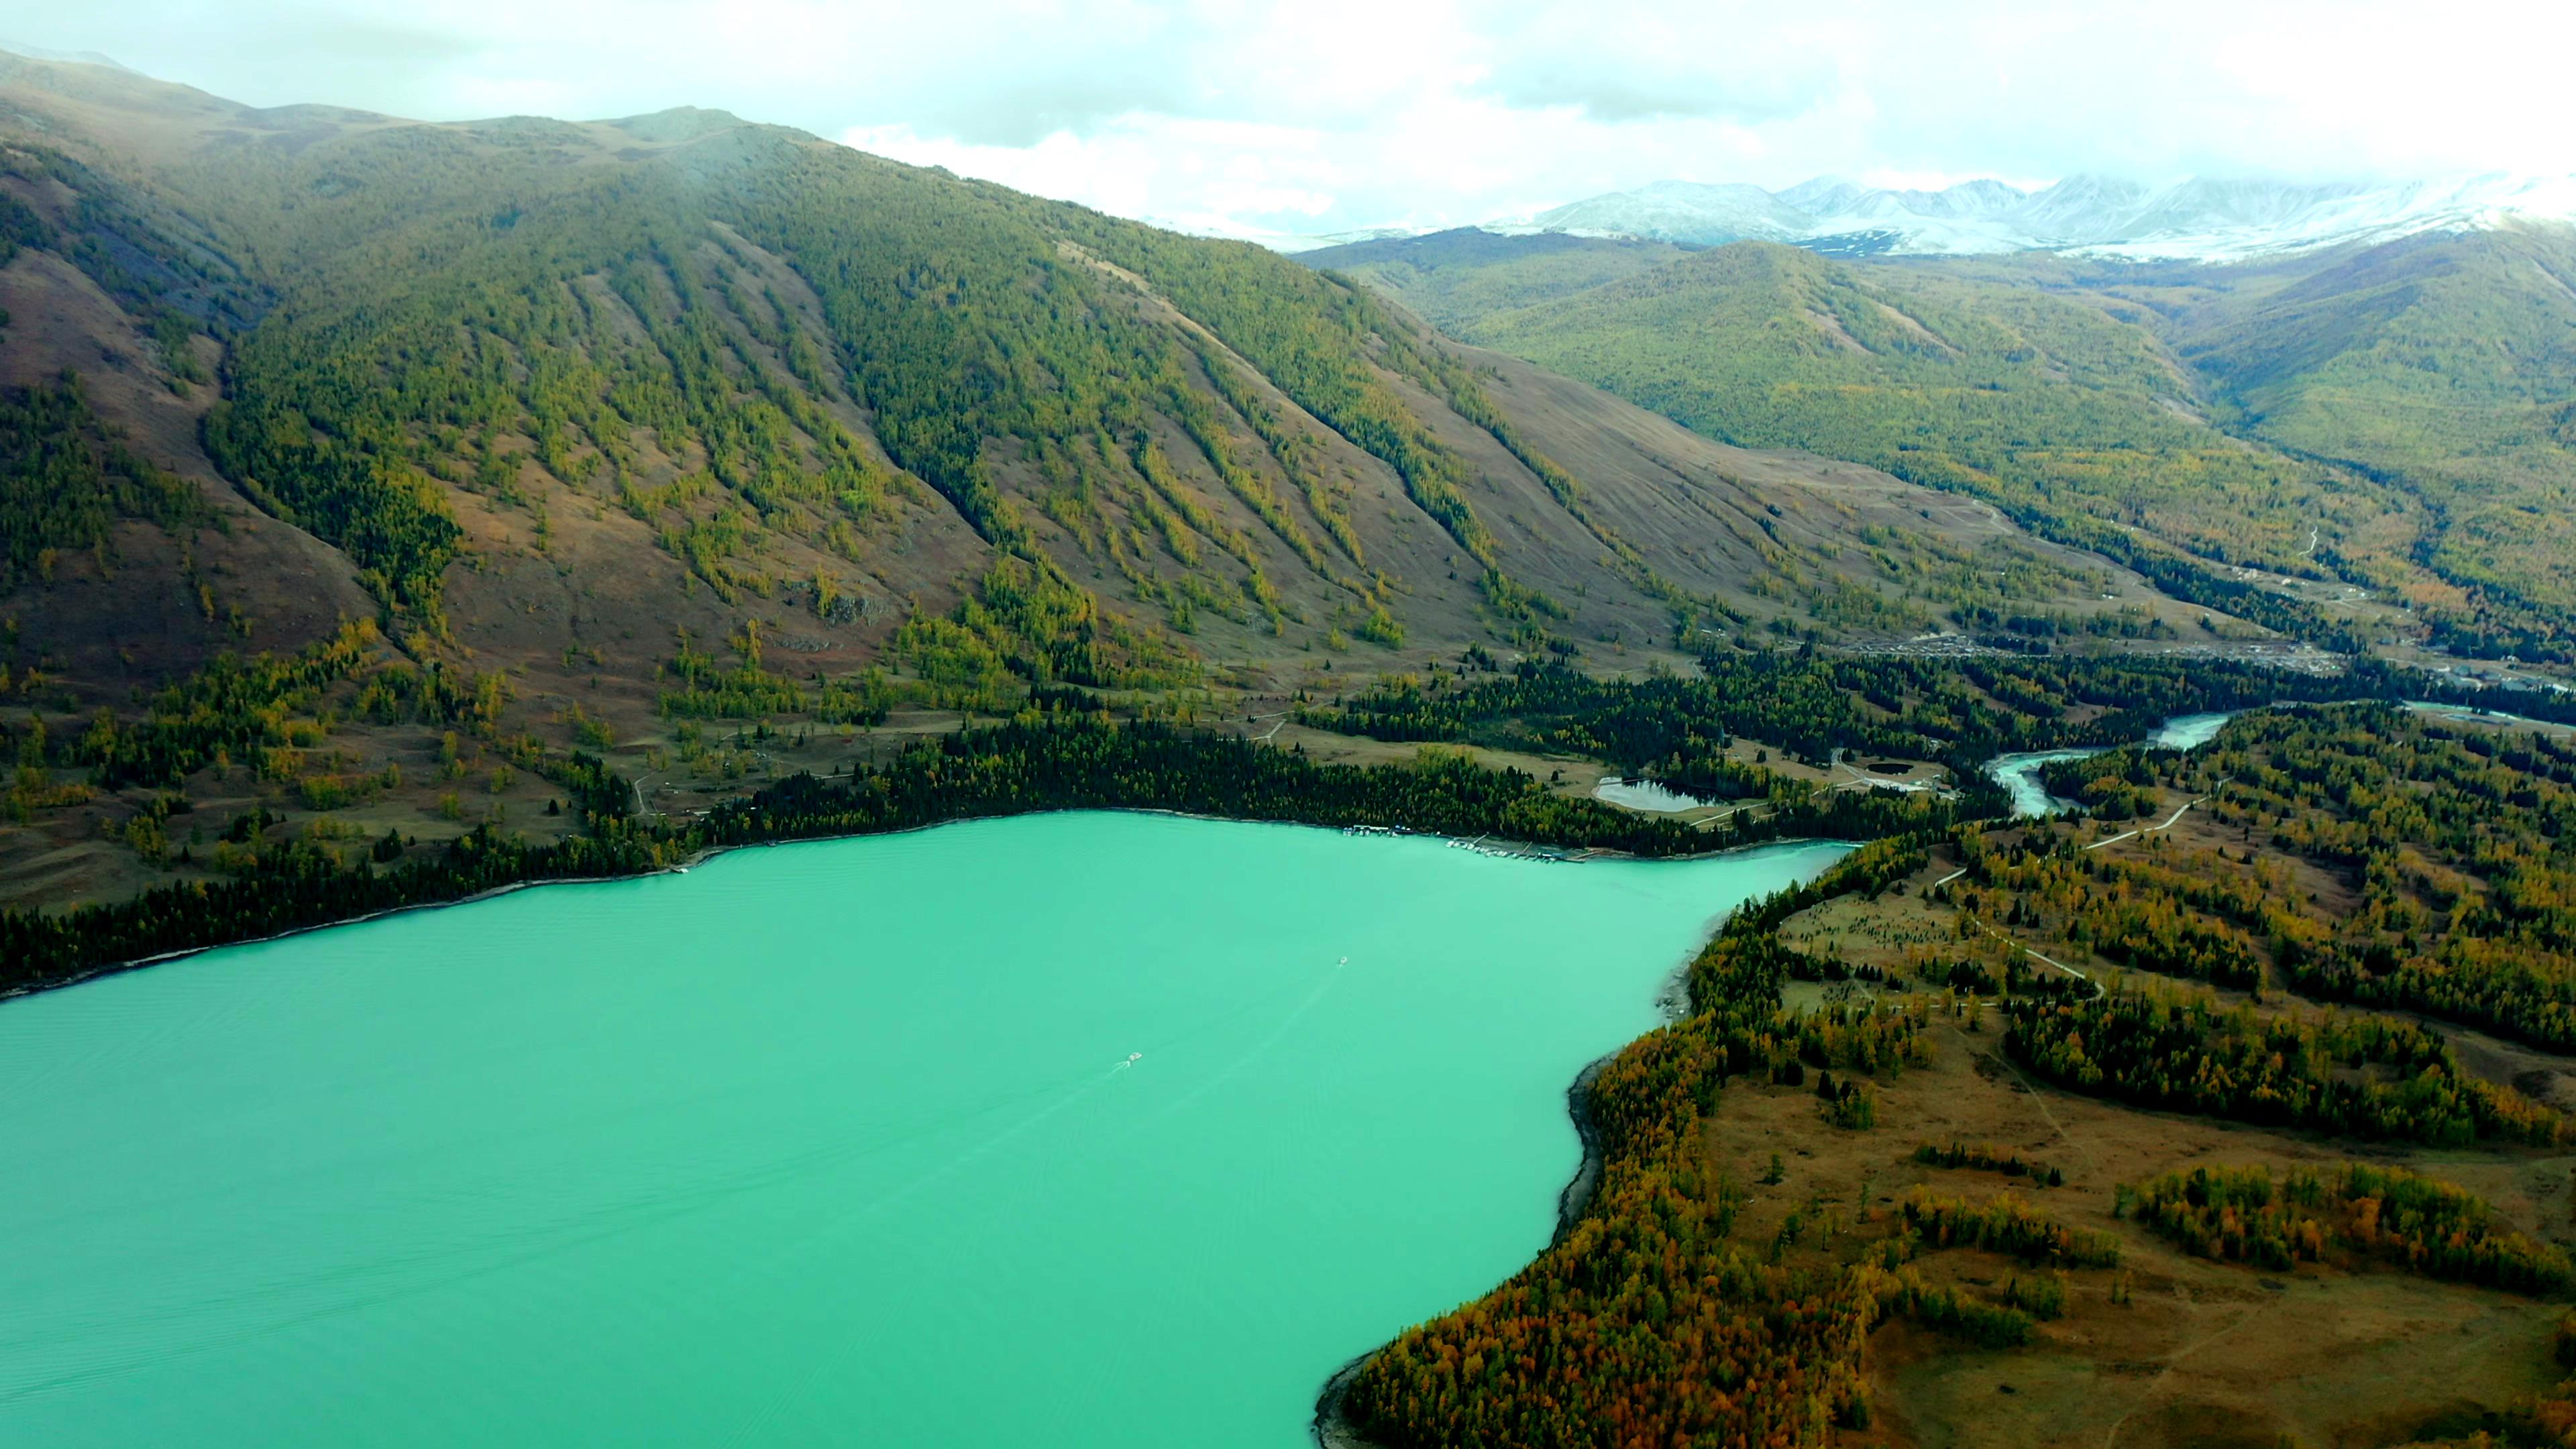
[1983,710,2240,817]
[0,812,1845,1447]
[1982,697,2576,818]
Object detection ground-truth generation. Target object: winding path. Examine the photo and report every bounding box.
[1964,913,2094,986]
[1930,787,2217,979]
[2082,792,2209,851]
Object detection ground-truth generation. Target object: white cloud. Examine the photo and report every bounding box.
[20,0,2576,236]
[847,116,1343,227]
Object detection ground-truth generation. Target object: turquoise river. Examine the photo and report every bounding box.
[0,812,1846,1446]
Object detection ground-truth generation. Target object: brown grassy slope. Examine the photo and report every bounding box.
[0,50,2277,928]
[0,48,2255,707]
[1455,343,2226,639]
[0,246,376,674]
[1760,845,2576,1449]
[1715,1016,2568,1449]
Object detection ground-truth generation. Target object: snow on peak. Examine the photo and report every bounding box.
[1515,180,1812,244]
[1458,172,2576,262]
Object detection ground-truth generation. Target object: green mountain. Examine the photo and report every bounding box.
[4,48,2231,911]
[1299,228,1695,335]
[0,50,2180,688]
[1313,225,2576,663]
[2165,225,2576,649]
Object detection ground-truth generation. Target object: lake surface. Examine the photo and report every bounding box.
[0,812,1845,1447]
[1593,777,1712,812]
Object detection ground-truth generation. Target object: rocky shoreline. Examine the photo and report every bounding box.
[1311,1351,1382,1449]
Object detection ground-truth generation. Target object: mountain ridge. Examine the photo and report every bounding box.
[1306,220,2576,667]
[1264,170,2576,264]
[2,44,2253,913]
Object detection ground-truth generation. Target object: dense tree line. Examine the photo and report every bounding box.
[1876,1272,2039,1348]
[1896,1189,2118,1267]
[1304,651,2411,787]
[1949,829,2271,989]
[1913,1141,2065,1187]
[2129,1162,2575,1296]
[2003,982,2563,1147]
[0,375,203,590]
[2027,704,2576,1051]
[3,709,1768,990]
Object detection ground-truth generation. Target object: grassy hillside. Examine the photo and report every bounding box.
[1444,242,2447,643]
[1368,225,2576,664]
[0,48,2244,915]
[2167,225,2576,654]
[1302,227,1695,334]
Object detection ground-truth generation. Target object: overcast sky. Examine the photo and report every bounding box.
[18,1,2575,237]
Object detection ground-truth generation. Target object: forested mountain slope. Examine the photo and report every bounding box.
[0,50,2200,696]
[1299,228,1697,335]
[1913,228,2576,661]
[1318,226,2576,667]
[1,48,2234,912]
[2163,226,2576,645]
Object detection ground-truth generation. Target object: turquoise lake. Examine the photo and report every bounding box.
[0,812,1845,1446]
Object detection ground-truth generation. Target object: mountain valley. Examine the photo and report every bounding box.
[1309,221,2576,667]
[0,48,2290,911]
[13,30,2576,1449]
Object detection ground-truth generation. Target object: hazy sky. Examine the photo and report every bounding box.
[19,1,2575,236]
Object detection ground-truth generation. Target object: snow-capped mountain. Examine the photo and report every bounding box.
[1499,180,1813,246]
[2068,174,2576,261]
[1991,175,2148,246]
[1381,172,2576,262]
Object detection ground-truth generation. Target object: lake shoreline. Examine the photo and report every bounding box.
[1312,1351,1382,1449]
[2,806,1835,1445]
[1552,1053,1617,1248]
[3,802,1842,1444]
[1306,873,1837,1449]
[1309,1050,1631,1448]
[0,806,1839,1008]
